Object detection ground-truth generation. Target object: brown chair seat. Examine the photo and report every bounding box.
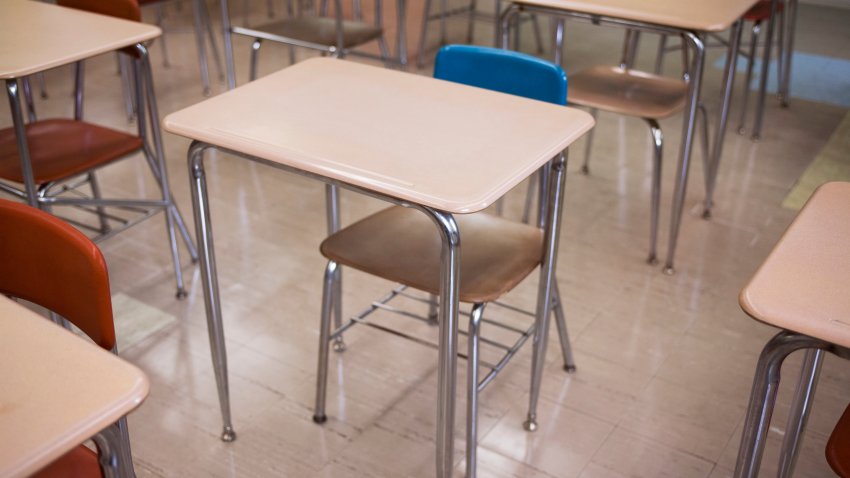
[568,65,688,119]
[235,17,384,49]
[827,402,850,477]
[31,445,102,478]
[0,119,143,184]
[320,206,544,304]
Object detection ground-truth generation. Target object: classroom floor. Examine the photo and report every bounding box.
[4,1,850,477]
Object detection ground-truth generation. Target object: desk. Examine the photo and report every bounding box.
[219,0,409,89]
[164,57,593,476]
[0,296,149,478]
[0,0,195,296]
[502,0,761,273]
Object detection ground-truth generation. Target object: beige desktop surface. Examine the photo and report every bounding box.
[513,0,758,32]
[164,58,594,214]
[740,181,850,349]
[0,0,161,79]
[0,296,149,478]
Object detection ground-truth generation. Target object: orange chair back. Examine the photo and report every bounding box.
[0,200,116,350]
[57,0,142,22]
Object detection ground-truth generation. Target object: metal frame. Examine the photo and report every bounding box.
[2,43,197,298]
[220,0,409,89]
[187,141,573,477]
[733,330,850,478]
[501,2,750,274]
[416,0,544,69]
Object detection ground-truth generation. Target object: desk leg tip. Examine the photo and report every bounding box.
[564,365,577,373]
[221,427,236,442]
[523,418,538,432]
[332,339,346,353]
[176,288,187,299]
[662,266,675,276]
[313,414,327,424]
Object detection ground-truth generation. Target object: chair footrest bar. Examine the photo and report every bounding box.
[330,285,540,391]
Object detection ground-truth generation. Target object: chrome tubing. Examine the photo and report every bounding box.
[751,0,780,141]
[733,332,849,478]
[313,260,339,423]
[187,141,236,442]
[704,20,743,218]
[421,206,461,478]
[646,118,662,266]
[221,0,237,89]
[580,108,597,175]
[777,348,824,478]
[525,152,567,432]
[551,281,576,372]
[663,31,704,275]
[466,303,485,478]
[137,43,187,298]
[6,79,38,206]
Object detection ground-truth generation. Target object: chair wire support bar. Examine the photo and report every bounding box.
[326,284,539,394]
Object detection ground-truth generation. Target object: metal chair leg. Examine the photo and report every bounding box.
[87,171,111,234]
[191,0,212,96]
[580,108,597,175]
[416,0,433,69]
[466,0,477,44]
[646,118,662,266]
[737,22,760,135]
[250,39,263,81]
[314,260,339,424]
[466,303,486,478]
[551,281,576,372]
[655,34,668,73]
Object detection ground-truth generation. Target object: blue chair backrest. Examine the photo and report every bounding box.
[433,45,567,106]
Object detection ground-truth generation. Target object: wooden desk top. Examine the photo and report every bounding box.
[0,0,161,80]
[512,0,758,32]
[164,58,594,214]
[0,297,149,478]
[740,182,850,349]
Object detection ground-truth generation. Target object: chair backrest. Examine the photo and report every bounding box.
[827,402,850,477]
[57,0,142,22]
[433,45,567,106]
[0,200,116,350]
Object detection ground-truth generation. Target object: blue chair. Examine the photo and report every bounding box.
[313,45,576,477]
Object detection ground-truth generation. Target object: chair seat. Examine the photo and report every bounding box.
[568,66,688,120]
[321,206,544,303]
[31,445,102,478]
[235,17,383,49]
[0,119,142,184]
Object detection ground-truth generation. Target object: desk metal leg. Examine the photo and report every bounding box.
[221,0,237,89]
[703,20,743,218]
[779,0,797,107]
[396,0,408,69]
[751,0,780,141]
[733,332,839,478]
[188,141,236,442]
[420,207,460,478]
[525,152,567,432]
[777,348,824,478]
[137,44,189,298]
[663,32,704,275]
[5,79,37,206]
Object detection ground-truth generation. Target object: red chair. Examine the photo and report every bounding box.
[0,199,138,477]
[827,403,850,478]
[0,0,197,298]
